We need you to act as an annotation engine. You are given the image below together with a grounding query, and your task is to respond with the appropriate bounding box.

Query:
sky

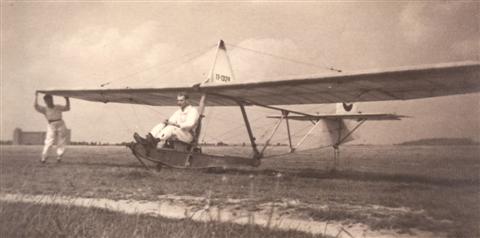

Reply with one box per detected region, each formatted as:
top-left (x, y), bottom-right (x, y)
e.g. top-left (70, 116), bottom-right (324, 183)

top-left (2, 1), bottom-right (479, 146)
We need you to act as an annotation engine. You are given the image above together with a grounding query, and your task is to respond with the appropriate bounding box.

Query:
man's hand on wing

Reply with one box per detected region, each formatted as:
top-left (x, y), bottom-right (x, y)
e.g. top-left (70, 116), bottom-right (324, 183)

top-left (34, 92), bottom-right (39, 105)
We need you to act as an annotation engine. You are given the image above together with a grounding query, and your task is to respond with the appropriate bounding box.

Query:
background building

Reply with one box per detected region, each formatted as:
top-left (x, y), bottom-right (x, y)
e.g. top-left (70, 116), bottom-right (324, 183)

top-left (12, 128), bottom-right (71, 145)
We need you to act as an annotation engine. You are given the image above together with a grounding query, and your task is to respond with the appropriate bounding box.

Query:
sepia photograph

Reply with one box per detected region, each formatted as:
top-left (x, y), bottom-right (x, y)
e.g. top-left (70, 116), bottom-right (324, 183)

top-left (1, 1), bottom-right (479, 237)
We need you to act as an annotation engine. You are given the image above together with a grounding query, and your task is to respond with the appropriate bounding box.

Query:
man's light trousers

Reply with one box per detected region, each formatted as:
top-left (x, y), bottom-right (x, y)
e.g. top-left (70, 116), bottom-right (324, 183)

top-left (42, 120), bottom-right (67, 160)
top-left (150, 123), bottom-right (193, 145)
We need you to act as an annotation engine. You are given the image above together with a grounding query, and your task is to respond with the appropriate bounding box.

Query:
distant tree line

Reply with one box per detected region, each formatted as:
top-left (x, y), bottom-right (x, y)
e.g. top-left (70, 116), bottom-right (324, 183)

top-left (200, 141), bottom-right (288, 147)
top-left (399, 138), bottom-right (479, 146)
top-left (1, 140), bottom-right (288, 147)
top-left (0, 140), bottom-right (12, 145)
top-left (70, 141), bottom-right (126, 146)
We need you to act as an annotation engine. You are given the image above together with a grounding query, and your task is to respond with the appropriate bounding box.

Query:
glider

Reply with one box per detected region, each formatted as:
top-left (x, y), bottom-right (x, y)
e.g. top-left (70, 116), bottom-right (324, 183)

top-left (38, 40), bottom-right (480, 170)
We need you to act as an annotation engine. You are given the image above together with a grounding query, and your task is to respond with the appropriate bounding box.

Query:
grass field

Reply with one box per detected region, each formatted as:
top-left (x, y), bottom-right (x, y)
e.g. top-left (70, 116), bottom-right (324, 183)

top-left (1, 145), bottom-right (479, 237)
top-left (0, 201), bottom-right (324, 238)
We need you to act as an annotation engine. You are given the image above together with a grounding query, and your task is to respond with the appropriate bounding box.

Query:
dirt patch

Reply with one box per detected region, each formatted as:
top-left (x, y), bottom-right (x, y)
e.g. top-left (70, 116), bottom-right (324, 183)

top-left (0, 193), bottom-right (445, 238)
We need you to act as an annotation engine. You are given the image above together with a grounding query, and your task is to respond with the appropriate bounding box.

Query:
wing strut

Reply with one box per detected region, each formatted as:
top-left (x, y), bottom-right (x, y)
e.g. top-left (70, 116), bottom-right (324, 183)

top-left (239, 103), bottom-right (261, 165)
top-left (283, 111), bottom-right (294, 152)
top-left (184, 93), bottom-right (207, 167)
top-left (293, 119), bottom-right (323, 152)
top-left (259, 115), bottom-right (284, 157)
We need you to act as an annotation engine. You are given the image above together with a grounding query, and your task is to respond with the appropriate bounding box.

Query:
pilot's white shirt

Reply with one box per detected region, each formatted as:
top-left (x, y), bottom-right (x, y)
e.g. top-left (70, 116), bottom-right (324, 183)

top-left (168, 105), bottom-right (199, 131)
top-left (150, 105), bottom-right (199, 143)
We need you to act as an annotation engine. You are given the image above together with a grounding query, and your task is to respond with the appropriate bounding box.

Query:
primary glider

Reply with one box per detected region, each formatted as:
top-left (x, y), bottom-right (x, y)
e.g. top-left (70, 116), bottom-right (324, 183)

top-left (38, 40), bottom-right (480, 170)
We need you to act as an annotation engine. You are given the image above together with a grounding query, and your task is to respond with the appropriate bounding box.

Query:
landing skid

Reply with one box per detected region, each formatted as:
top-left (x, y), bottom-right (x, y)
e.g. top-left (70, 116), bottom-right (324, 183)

top-left (127, 142), bottom-right (260, 169)
top-left (330, 145), bottom-right (340, 172)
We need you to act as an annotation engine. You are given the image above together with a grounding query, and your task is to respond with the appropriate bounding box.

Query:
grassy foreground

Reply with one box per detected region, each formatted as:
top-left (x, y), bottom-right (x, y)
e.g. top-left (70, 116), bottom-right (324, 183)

top-left (0, 201), bottom-right (325, 238)
top-left (1, 145), bottom-right (479, 237)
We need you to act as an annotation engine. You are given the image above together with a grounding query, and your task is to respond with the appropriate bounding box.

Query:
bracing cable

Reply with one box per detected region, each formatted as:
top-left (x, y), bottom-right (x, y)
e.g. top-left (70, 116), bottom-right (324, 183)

top-left (140, 45), bottom-right (216, 86)
top-left (99, 44), bottom-right (216, 87)
top-left (228, 43), bottom-right (342, 73)
top-left (129, 104), bottom-right (146, 133)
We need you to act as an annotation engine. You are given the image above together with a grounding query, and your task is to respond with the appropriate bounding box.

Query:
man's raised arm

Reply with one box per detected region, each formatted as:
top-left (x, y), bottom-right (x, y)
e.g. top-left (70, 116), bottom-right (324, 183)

top-left (34, 92), bottom-right (45, 113)
top-left (64, 97), bottom-right (70, 111)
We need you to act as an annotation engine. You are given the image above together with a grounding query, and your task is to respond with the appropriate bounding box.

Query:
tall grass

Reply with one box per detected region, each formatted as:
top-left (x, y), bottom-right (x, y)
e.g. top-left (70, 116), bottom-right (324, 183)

top-left (0, 201), bottom-right (326, 238)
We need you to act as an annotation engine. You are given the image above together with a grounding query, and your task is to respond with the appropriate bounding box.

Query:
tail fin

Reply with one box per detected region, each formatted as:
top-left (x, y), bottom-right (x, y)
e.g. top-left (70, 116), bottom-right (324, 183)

top-left (336, 102), bottom-right (359, 114)
top-left (203, 40), bottom-right (235, 85)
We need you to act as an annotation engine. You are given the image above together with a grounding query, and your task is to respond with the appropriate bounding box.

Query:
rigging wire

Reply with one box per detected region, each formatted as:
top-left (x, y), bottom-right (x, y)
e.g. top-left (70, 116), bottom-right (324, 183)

top-left (227, 43), bottom-right (342, 73)
top-left (110, 103), bottom-right (173, 143)
top-left (264, 119), bottom-right (350, 156)
top-left (139, 105), bottom-right (171, 119)
top-left (195, 105), bottom-right (272, 142)
top-left (200, 107), bottom-right (214, 143)
top-left (269, 121), bottom-right (351, 145)
top-left (140, 45), bottom-right (216, 86)
top-left (206, 112), bottom-right (268, 143)
top-left (107, 103), bottom-right (137, 143)
top-left (99, 44), bottom-right (216, 87)
top-left (269, 122), bottom-right (314, 144)
top-left (199, 104), bottom-right (310, 144)
top-left (129, 104), bottom-right (146, 133)
top-left (217, 119), bottom-right (284, 144)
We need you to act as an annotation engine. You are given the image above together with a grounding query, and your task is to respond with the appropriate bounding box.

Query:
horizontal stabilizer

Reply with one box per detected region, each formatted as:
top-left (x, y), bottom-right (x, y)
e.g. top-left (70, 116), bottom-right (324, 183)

top-left (267, 113), bottom-right (406, 121)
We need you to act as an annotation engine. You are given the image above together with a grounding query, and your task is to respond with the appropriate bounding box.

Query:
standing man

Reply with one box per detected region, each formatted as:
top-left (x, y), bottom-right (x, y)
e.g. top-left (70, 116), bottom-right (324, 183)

top-left (134, 92), bottom-right (199, 148)
top-left (34, 92), bottom-right (70, 163)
